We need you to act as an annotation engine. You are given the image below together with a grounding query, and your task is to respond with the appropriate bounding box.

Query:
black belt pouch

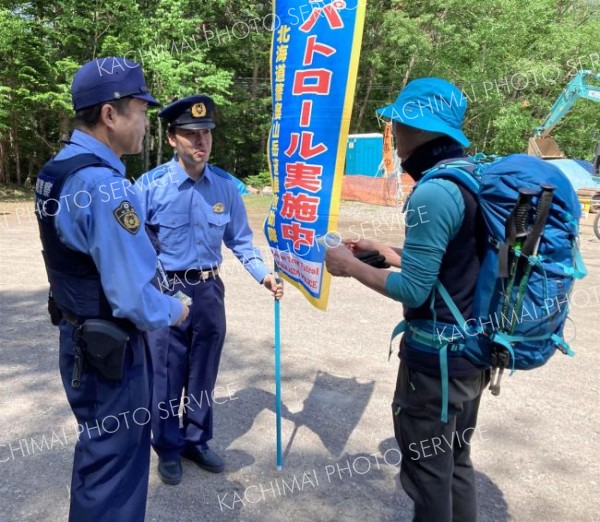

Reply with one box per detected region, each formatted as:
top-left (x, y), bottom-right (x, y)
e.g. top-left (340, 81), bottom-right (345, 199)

top-left (75, 319), bottom-right (130, 380)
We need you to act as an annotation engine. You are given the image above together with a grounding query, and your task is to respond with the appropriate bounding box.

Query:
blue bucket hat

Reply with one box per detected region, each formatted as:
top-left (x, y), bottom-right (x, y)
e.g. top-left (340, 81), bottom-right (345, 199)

top-left (71, 57), bottom-right (160, 111)
top-left (376, 78), bottom-right (470, 147)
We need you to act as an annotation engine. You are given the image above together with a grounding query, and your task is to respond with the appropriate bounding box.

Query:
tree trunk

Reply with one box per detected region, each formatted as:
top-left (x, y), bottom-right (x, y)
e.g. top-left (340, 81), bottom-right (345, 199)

top-left (355, 65), bottom-right (375, 132)
top-left (0, 141), bottom-right (6, 184)
top-left (402, 53), bottom-right (417, 90)
top-left (260, 131), bottom-right (267, 173)
top-left (143, 116), bottom-right (151, 172)
top-left (59, 111), bottom-right (70, 142)
top-left (25, 152), bottom-right (34, 188)
top-left (15, 131), bottom-right (21, 185)
top-left (9, 126), bottom-right (21, 185)
top-left (482, 117), bottom-right (492, 151)
top-left (157, 116), bottom-right (163, 165)
top-left (251, 60), bottom-right (259, 101)
top-left (250, 60), bottom-right (260, 173)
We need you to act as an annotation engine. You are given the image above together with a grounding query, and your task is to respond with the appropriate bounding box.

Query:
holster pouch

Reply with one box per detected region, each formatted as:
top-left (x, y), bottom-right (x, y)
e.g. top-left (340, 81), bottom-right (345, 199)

top-left (47, 292), bottom-right (63, 326)
top-left (74, 319), bottom-right (130, 381)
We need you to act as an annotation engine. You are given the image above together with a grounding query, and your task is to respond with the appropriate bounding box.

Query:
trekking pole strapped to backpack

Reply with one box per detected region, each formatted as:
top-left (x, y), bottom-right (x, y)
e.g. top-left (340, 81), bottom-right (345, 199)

top-left (509, 185), bottom-right (556, 336)
top-left (491, 185), bottom-right (556, 395)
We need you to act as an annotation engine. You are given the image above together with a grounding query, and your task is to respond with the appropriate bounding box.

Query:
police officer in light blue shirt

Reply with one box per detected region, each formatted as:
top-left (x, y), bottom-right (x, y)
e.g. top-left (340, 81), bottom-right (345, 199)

top-left (138, 94), bottom-right (283, 485)
top-left (35, 57), bottom-right (189, 522)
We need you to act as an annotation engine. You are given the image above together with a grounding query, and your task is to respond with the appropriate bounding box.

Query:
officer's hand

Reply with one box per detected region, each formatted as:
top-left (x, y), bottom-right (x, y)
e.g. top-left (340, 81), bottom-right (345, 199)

top-left (263, 274), bottom-right (284, 301)
top-left (174, 303), bottom-right (190, 326)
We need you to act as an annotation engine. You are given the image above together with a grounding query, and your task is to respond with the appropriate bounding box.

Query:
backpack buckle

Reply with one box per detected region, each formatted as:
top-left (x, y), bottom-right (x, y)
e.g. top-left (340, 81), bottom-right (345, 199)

top-left (489, 346), bottom-right (510, 396)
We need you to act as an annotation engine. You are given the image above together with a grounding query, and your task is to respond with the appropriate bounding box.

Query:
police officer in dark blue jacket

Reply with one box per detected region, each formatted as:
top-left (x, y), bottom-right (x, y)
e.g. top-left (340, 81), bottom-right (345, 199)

top-left (35, 57), bottom-right (189, 522)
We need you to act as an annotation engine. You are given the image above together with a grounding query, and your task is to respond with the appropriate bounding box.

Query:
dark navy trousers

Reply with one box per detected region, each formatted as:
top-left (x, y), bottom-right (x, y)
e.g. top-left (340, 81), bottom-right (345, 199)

top-left (58, 322), bottom-right (151, 522)
top-left (149, 276), bottom-right (226, 461)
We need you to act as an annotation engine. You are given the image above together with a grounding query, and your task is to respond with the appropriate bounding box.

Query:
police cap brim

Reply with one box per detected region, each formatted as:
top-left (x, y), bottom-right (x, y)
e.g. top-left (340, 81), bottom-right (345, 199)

top-left (172, 121), bottom-right (216, 130)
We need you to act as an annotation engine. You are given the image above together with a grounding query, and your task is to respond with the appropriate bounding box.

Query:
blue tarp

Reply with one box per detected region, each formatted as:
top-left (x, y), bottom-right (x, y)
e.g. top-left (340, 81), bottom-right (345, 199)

top-left (547, 159), bottom-right (600, 191)
top-left (227, 173), bottom-right (249, 195)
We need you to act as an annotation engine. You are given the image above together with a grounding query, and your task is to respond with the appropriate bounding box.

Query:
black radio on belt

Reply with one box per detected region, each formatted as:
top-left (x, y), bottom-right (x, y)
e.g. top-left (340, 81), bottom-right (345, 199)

top-left (47, 291), bottom-right (63, 326)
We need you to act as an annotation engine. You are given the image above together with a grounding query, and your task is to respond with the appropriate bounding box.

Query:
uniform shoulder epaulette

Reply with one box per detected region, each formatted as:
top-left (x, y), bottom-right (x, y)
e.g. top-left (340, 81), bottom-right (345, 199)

top-left (208, 164), bottom-right (234, 182)
top-left (146, 164), bottom-right (172, 180)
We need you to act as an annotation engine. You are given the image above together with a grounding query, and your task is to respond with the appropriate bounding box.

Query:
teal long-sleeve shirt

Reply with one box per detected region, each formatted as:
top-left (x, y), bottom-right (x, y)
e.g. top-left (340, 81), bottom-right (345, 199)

top-left (385, 178), bottom-right (465, 306)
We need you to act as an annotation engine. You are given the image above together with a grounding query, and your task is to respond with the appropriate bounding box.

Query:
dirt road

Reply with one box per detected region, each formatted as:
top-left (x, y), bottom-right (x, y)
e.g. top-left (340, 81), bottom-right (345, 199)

top-left (0, 196), bottom-right (598, 521)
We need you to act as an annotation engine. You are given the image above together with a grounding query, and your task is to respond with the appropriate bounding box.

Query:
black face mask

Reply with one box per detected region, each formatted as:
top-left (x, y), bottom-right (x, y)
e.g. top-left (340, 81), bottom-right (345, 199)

top-left (401, 135), bottom-right (464, 181)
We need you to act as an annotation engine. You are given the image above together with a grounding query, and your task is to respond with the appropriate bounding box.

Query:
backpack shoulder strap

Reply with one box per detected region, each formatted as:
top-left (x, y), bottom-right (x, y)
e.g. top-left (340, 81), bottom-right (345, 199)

top-left (419, 159), bottom-right (480, 195)
top-left (418, 153), bottom-right (502, 195)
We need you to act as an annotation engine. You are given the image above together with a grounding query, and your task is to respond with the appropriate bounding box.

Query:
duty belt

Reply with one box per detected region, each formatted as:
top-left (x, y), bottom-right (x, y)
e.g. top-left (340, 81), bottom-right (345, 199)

top-left (62, 310), bottom-right (136, 331)
top-left (166, 267), bottom-right (220, 282)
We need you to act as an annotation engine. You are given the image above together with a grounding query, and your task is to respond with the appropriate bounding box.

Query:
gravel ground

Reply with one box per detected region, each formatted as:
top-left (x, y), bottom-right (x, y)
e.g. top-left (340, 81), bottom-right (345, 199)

top-left (0, 197), bottom-right (598, 522)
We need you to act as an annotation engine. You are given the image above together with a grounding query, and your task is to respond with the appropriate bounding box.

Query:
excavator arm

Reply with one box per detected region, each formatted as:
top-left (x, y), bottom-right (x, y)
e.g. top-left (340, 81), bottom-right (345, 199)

top-left (535, 70), bottom-right (600, 138)
top-left (528, 70), bottom-right (600, 159)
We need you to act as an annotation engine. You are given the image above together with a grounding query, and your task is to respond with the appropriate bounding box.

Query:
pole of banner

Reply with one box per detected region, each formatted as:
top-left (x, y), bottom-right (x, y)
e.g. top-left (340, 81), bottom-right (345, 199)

top-left (274, 270), bottom-right (283, 470)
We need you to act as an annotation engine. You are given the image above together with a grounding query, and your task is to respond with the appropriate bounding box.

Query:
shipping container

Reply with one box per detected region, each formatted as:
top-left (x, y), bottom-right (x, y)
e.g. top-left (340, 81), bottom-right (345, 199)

top-left (345, 133), bottom-right (383, 177)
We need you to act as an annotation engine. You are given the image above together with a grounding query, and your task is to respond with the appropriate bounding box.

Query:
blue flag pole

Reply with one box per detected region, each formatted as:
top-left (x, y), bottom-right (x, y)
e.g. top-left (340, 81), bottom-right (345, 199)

top-left (274, 273), bottom-right (283, 470)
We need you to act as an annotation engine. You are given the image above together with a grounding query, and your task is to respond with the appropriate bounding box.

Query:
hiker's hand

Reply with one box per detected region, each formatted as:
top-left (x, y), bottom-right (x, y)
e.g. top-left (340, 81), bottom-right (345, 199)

top-left (344, 239), bottom-right (383, 256)
top-left (345, 240), bottom-right (401, 268)
top-left (325, 243), bottom-right (359, 277)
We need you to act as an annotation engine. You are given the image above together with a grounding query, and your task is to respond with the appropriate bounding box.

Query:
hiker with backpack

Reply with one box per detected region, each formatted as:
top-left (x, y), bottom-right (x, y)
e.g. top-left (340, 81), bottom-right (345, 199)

top-left (325, 77), bottom-right (585, 522)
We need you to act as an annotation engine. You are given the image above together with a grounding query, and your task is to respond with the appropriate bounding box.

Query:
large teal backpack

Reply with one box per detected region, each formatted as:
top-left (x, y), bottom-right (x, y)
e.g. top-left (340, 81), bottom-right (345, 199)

top-left (392, 154), bottom-right (588, 422)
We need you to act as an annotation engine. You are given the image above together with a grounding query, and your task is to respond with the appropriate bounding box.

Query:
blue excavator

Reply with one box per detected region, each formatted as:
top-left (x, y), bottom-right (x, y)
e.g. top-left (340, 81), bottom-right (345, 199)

top-left (527, 69), bottom-right (600, 220)
top-left (528, 69), bottom-right (600, 163)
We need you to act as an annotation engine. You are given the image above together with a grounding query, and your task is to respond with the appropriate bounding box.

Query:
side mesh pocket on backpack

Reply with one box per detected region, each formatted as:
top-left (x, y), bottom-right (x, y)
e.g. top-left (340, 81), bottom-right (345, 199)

top-left (509, 263), bottom-right (573, 369)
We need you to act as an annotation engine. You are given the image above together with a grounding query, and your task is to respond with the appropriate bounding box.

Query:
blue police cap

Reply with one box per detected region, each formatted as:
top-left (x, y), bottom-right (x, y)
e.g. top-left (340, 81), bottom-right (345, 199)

top-left (159, 95), bottom-right (216, 130)
top-left (71, 57), bottom-right (160, 111)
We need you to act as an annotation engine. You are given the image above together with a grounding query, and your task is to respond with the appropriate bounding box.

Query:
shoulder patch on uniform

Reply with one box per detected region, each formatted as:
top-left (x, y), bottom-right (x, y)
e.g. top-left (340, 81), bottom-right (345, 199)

top-left (114, 200), bottom-right (141, 234)
top-left (209, 165), bottom-right (233, 181)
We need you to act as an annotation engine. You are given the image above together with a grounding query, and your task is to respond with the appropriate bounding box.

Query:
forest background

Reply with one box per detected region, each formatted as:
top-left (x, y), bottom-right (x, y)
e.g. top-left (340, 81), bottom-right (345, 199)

top-left (1, 0), bottom-right (599, 186)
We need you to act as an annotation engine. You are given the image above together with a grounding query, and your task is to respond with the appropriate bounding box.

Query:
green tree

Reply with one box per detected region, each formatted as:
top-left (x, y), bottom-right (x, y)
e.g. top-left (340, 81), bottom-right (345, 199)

top-left (0, 0), bottom-right (599, 186)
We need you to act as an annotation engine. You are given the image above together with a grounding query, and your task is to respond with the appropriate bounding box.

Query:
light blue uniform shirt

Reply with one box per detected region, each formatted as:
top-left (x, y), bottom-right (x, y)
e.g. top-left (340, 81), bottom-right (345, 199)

top-left (385, 179), bottom-right (465, 307)
top-left (54, 130), bottom-right (183, 330)
top-left (138, 159), bottom-right (270, 283)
